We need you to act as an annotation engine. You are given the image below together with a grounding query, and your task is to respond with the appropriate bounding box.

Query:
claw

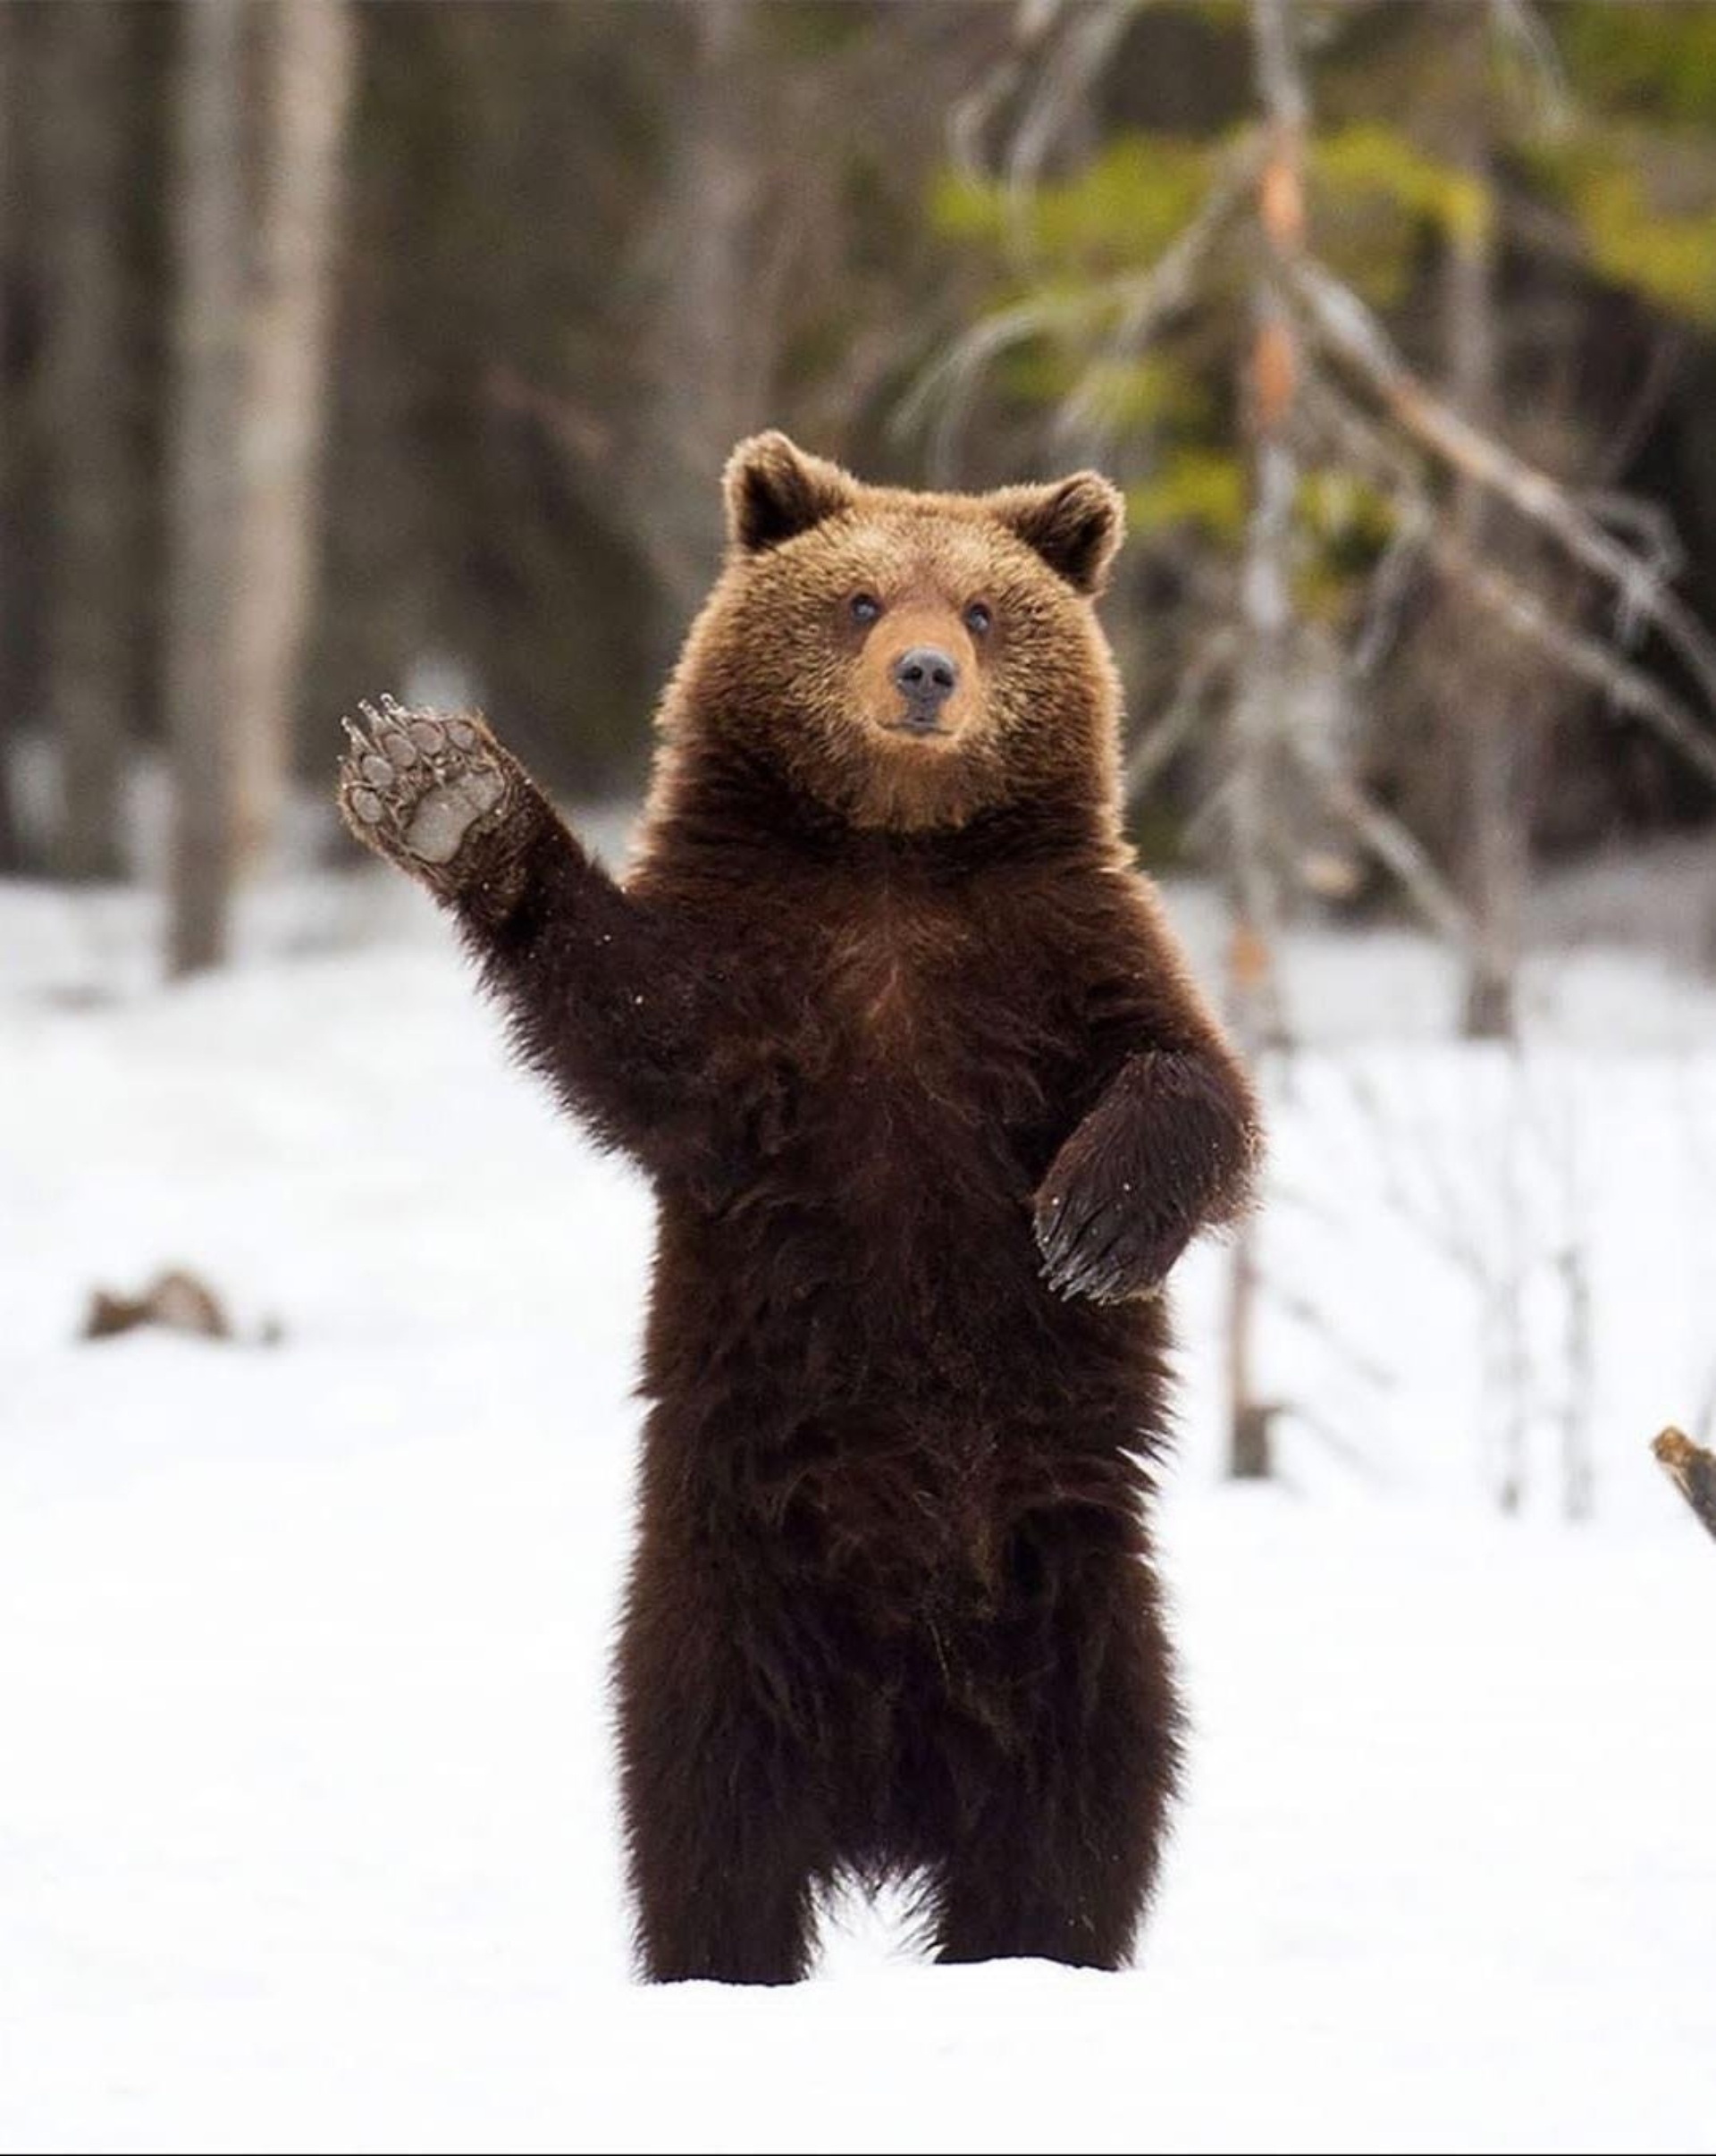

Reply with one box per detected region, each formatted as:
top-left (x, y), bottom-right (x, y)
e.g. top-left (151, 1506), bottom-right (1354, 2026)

top-left (380, 692), bottom-right (410, 720)
top-left (1038, 1216), bottom-right (1076, 1272)
top-left (1054, 1217), bottom-right (1131, 1301)
top-left (341, 713), bottom-right (369, 749)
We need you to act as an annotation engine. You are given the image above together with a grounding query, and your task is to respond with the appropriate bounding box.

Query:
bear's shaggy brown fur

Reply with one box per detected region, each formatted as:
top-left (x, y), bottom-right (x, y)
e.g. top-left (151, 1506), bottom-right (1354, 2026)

top-left (338, 434), bottom-right (1261, 1984)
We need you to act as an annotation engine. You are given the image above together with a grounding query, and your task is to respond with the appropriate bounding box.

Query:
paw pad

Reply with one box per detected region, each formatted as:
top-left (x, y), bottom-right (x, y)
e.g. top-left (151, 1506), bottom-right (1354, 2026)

top-left (337, 695), bottom-right (512, 872)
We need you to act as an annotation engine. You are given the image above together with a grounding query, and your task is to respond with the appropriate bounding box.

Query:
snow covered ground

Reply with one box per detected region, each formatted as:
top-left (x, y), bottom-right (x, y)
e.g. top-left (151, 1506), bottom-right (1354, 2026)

top-left (4, 854), bottom-right (1715, 2154)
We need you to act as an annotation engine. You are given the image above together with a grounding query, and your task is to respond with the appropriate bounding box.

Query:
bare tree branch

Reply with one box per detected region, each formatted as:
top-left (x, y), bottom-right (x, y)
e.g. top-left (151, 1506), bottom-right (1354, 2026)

top-left (1004, 0), bottom-right (1136, 217)
top-left (1289, 254), bottom-right (1716, 733)
top-left (1051, 136), bottom-right (1265, 455)
top-left (896, 134), bottom-right (1259, 475)
top-left (1430, 539), bottom-right (1716, 793)
top-left (1308, 757), bottom-right (1476, 949)
top-left (947, 0), bottom-right (1066, 179)
top-left (1486, 0), bottom-right (1571, 133)
top-left (1298, 368), bottom-right (1716, 793)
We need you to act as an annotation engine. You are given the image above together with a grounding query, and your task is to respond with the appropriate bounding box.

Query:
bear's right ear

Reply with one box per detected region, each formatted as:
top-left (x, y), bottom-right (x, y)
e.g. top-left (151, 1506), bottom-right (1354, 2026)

top-left (988, 471), bottom-right (1126, 596)
top-left (723, 433), bottom-right (857, 554)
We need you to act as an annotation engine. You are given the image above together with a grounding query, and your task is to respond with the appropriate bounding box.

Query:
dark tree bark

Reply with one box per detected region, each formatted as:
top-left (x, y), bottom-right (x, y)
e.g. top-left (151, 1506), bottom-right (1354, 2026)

top-left (0, 0), bottom-right (16, 874)
top-left (38, 0), bottom-right (133, 882)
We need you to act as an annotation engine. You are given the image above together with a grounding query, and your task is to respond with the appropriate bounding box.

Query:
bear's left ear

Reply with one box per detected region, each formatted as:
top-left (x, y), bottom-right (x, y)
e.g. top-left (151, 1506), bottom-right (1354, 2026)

top-left (989, 471), bottom-right (1126, 596)
top-left (723, 432), bottom-right (857, 554)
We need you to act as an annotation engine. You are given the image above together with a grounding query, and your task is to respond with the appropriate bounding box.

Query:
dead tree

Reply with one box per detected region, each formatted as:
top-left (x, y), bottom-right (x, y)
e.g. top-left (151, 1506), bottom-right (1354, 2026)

top-left (904, 0), bottom-right (1716, 1486)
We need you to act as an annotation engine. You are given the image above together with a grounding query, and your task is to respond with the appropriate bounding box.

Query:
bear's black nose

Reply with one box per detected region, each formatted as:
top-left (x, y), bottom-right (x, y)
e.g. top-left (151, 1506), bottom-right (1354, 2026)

top-left (892, 645), bottom-right (959, 714)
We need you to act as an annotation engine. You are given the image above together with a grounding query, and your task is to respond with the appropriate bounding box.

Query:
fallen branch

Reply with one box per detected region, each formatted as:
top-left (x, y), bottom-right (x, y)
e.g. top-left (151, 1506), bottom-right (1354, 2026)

top-left (82, 1267), bottom-right (232, 1343)
top-left (1653, 1427), bottom-right (1716, 1544)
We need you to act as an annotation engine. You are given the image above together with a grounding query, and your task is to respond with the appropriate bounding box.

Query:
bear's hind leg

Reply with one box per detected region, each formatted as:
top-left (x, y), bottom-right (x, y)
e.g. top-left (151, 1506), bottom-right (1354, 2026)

top-left (927, 1582), bottom-right (1182, 1972)
top-left (620, 1687), bottom-right (832, 1986)
top-left (928, 1792), bottom-right (1159, 1972)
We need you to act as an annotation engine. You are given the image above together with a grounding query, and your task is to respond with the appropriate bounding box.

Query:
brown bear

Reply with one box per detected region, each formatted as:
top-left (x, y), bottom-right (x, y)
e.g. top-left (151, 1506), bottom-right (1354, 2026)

top-left (338, 433), bottom-right (1260, 1984)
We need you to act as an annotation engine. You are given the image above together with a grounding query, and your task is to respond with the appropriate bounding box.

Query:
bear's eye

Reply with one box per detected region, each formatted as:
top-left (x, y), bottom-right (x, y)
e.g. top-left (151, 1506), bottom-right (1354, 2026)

top-left (849, 593), bottom-right (881, 626)
top-left (963, 601), bottom-right (993, 637)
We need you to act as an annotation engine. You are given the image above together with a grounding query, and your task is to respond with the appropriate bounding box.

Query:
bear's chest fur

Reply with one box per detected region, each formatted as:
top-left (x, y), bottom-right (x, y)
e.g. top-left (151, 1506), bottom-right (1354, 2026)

top-left (721, 875), bottom-right (1072, 1252)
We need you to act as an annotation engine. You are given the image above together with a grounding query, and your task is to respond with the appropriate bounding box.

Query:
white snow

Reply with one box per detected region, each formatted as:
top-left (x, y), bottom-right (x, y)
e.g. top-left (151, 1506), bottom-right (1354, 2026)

top-left (4, 856), bottom-right (1715, 2154)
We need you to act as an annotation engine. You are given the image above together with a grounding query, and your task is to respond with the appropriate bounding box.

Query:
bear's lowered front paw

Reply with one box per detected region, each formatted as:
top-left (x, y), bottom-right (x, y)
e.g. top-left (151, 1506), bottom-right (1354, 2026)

top-left (1032, 1152), bottom-right (1191, 1306)
top-left (338, 696), bottom-right (515, 884)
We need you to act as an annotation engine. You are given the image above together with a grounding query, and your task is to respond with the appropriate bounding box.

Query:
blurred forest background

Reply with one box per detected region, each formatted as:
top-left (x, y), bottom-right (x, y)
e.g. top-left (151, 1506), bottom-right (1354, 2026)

top-left (4, 0), bottom-right (1716, 1023)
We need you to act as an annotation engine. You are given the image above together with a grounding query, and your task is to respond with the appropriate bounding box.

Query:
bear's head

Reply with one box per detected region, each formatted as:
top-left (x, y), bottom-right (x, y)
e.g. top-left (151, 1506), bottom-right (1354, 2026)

top-left (658, 433), bottom-right (1128, 837)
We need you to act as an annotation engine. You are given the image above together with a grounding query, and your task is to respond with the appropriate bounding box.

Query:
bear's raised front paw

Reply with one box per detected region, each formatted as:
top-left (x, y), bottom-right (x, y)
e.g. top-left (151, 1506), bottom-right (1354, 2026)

top-left (1032, 1166), bottom-right (1190, 1307)
top-left (338, 696), bottom-right (514, 880)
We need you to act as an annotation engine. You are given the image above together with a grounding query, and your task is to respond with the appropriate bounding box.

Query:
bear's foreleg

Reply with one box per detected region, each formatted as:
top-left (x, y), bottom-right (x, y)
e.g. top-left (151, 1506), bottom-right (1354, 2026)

top-left (1034, 1049), bottom-right (1259, 1304)
top-left (338, 699), bottom-right (718, 1173)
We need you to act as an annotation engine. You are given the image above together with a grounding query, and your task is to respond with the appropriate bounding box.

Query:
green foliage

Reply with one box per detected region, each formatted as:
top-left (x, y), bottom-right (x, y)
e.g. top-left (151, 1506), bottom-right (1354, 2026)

top-left (1307, 121), bottom-right (1494, 307)
top-left (1527, 136), bottom-right (1716, 328)
top-left (1128, 450), bottom-right (1246, 541)
top-left (998, 348), bottom-right (1214, 432)
top-left (1557, 2), bottom-right (1716, 131)
top-left (1313, 122), bottom-right (1491, 243)
top-left (931, 136), bottom-right (1214, 277)
top-left (1293, 467), bottom-right (1397, 619)
top-left (1298, 466), bottom-right (1396, 554)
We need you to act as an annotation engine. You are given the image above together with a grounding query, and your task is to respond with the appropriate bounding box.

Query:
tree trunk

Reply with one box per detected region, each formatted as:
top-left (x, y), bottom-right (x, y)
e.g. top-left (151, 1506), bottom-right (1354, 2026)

top-left (166, 0), bottom-right (248, 975)
top-left (231, 0), bottom-right (356, 872)
top-left (38, 1), bottom-right (132, 882)
top-left (1224, 0), bottom-right (1306, 1481)
top-left (638, 0), bottom-right (770, 665)
top-left (1443, 11), bottom-right (1521, 1042)
top-left (0, 0), bottom-right (16, 874)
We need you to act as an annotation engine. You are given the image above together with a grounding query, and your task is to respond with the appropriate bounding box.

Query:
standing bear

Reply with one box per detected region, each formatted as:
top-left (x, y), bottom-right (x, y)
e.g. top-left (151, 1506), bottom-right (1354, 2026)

top-left (339, 434), bottom-right (1261, 1983)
